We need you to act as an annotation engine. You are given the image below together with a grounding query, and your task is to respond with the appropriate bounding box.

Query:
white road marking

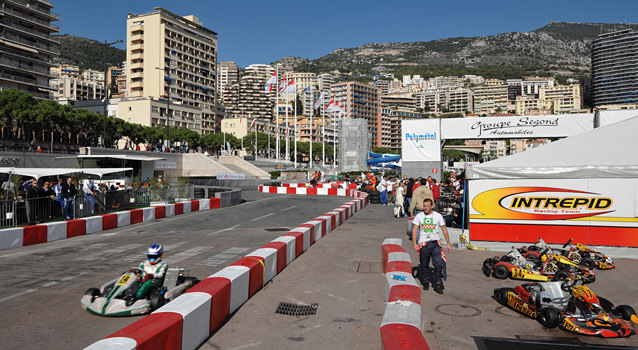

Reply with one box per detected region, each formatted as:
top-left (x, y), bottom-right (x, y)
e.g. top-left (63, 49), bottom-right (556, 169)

top-left (207, 224), bottom-right (240, 236)
top-left (0, 289), bottom-right (37, 304)
top-left (120, 242), bottom-right (184, 262)
top-left (197, 247), bottom-right (249, 267)
top-left (164, 246), bottom-right (213, 264)
top-left (41, 281), bottom-right (58, 288)
top-left (281, 205), bottom-right (297, 211)
top-left (73, 243), bottom-right (145, 261)
top-left (251, 212), bottom-right (274, 221)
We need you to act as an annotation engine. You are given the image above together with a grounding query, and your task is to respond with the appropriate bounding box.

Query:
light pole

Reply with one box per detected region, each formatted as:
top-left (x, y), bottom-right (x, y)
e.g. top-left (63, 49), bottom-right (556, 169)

top-left (103, 39), bottom-right (123, 148)
top-left (155, 65), bottom-right (171, 151)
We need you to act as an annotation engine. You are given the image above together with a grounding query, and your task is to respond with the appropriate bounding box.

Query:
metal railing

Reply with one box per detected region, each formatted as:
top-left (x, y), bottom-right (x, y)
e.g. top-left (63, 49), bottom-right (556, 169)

top-left (0, 185), bottom-right (193, 229)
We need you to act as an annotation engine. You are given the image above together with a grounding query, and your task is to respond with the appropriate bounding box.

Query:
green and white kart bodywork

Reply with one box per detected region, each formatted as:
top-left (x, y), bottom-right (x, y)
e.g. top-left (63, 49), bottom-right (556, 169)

top-left (81, 267), bottom-right (198, 316)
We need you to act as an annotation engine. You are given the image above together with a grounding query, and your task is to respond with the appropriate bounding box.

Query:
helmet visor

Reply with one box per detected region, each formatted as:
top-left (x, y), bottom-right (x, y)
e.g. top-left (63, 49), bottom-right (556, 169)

top-left (147, 253), bottom-right (161, 262)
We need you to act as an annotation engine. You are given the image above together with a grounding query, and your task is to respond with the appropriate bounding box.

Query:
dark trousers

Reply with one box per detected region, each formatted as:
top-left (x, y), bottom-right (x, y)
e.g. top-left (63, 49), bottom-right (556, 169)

top-left (420, 240), bottom-right (444, 286)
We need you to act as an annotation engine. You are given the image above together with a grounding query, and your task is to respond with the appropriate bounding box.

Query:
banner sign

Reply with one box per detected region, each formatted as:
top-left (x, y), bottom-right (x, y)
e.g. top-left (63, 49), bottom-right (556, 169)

top-left (440, 114), bottom-right (593, 139)
top-left (402, 119), bottom-right (441, 162)
top-left (154, 161), bottom-right (177, 169)
top-left (216, 173), bottom-right (245, 179)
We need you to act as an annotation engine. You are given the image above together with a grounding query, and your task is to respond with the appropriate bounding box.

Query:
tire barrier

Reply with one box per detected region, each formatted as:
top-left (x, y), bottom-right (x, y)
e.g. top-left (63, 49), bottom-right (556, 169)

top-left (380, 238), bottom-right (430, 350)
top-left (0, 198), bottom-right (223, 252)
top-left (84, 184), bottom-right (369, 350)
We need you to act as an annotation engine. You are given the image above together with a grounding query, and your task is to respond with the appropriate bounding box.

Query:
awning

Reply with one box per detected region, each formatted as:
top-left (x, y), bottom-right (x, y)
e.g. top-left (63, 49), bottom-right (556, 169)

top-left (55, 155), bottom-right (165, 162)
top-left (0, 167), bottom-right (133, 179)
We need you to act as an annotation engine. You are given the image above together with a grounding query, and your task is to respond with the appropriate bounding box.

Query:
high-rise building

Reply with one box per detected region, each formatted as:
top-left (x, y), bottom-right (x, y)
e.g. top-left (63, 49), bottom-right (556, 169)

top-left (317, 73), bottom-right (333, 95)
top-left (224, 75), bottom-right (273, 120)
top-left (330, 81), bottom-right (382, 147)
top-left (591, 29), bottom-right (638, 107)
top-left (473, 84), bottom-right (508, 115)
top-left (82, 69), bottom-right (104, 82)
top-left (52, 64), bottom-right (81, 80)
top-left (539, 84), bottom-right (582, 114)
top-left (244, 64), bottom-right (274, 79)
top-left (521, 77), bottom-right (555, 97)
top-left (126, 8), bottom-right (220, 133)
top-left (53, 77), bottom-right (105, 103)
top-left (0, 0), bottom-right (60, 100)
top-left (217, 61), bottom-right (239, 100)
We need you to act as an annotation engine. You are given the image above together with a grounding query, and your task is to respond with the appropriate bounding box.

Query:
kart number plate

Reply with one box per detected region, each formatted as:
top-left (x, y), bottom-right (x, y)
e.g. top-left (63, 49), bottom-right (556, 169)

top-left (116, 275), bottom-right (131, 286)
top-left (511, 268), bottom-right (547, 281)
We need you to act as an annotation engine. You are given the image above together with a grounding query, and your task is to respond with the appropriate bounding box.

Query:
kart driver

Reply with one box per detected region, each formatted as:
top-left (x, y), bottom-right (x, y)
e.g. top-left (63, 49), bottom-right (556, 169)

top-left (412, 198), bottom-right (452, 294)
top-left (135, 244), bottom-right (168, 299)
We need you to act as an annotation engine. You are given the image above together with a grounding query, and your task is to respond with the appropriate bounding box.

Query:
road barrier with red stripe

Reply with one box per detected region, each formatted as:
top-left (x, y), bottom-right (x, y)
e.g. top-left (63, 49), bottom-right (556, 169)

top-left (380, 238), bottom-right (430, 350)
top-left (0, 198), bottom-right (222, 252)
top-left (84, 185), bottom-right (369, 350)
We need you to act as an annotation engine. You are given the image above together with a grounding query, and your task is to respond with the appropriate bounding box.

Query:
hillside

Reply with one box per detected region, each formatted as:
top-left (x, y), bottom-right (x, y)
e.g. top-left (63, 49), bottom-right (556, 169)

top-left (279, 22), bottom-right (638, 80)
top-left (53, 34), bottom-right (126, 71)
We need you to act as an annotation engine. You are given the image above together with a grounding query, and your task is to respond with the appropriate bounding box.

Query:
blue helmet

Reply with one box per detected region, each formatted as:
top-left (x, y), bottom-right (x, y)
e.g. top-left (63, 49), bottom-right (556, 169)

top-left (147, 244), bottom-right (164, 264)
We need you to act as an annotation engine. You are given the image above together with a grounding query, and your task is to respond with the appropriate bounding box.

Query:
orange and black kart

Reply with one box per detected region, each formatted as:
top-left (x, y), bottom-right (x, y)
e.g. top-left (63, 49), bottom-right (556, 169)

top-left (493, 280), bottom-right (638, 338)
top-left (482, 247), bottom-right (595, 284)
top-left (528, 238), bottom-right (615, 270)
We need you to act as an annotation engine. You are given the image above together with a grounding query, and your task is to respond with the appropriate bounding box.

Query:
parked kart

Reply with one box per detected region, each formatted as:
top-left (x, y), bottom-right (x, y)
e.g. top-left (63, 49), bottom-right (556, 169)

top-left (528, 238), bottom-right (615, 270)
top-left (81, 267), bottom-right (198, 316)
top-left (482, 246), bottom-right (595, 283)
top-left (493, 279), bottom-right (638, 337)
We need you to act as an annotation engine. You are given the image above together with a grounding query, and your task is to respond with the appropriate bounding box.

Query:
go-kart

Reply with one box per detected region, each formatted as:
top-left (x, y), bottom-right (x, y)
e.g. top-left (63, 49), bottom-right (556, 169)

top-left (81, 267), bottom-right (198, 316)
top-left (528, 238), bottom-right (615, 270)
top-left (493, 279), bottom-right (638, 337)
top-left (482, 246), bottom-right (595, 284)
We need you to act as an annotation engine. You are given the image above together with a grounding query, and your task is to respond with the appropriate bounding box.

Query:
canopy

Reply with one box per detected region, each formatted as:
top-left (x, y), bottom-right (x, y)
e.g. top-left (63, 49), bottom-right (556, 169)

top-left (55, 155), bottom-right (165, 162)
top-left (466, 116), bottom-right (638, 180)
top-left (0, 167), bottom-right (133, 179)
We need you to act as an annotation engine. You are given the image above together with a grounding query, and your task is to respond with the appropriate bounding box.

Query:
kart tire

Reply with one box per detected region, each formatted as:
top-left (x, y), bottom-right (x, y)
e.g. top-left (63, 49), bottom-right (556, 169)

top-left (537, 307), bottom-right (560, 328)
top-left (554, 270), bottom-right (569, 281)
top-left (494, 288), bottom-right (514, 305)
top-left (150, 291), bottom-right (166, 310)
top-left (493, 265), bottom-right (509, 279)
top-left (598, 297), bottom-right (614, 313)
top-left (582, 258), bottom-right (596, 270)
top-left (614, 305), bottom-right (637, 321)
top-left (528, 246), bottom-right (539, 252)
top-left (85, 288), bottom-right (100, 302)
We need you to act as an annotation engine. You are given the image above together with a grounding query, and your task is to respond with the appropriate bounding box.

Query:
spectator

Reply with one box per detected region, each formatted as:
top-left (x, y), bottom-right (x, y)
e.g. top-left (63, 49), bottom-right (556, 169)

top-left (23, 178), bottom-right (38, 225)
top-left (405, 177), bottom-right (415, 217)
top-left (36, 146), bottom-right (42, 153)
top-left (409, 178), bottom-right (433, 216)
top-left (53, 178), bottom-right (64, 218)
top-left (378, 175), bottom-right (388, 206)
top-left (1, 178), bottom-right (15, 200)
top-left (429, 178), bottom-right (441, 203)
top-left (83, 176), bottom-right (101, 214)
top-left (38, 181), bottom-right (54, 221)
top-left (394, 182), bottom-right (405, 218)
top-left (386, 176), bottom-right (394, 203)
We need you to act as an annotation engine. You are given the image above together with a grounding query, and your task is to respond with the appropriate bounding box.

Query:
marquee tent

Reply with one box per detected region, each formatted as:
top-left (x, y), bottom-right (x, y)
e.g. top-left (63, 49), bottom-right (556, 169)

top-left (0, 167), bottom-right (133, 179)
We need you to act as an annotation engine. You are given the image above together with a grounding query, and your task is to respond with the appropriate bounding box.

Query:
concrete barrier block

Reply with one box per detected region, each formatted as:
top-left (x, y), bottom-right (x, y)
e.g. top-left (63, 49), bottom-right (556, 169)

top-left (302, 220), bottom-right (322, 243)
top-left (190, 200), bottom-right (200, 212)
top-left (296, 187), bottom-right (307, 195)
top-left (67, 219), bottom-right (87, 238)
top-left (209, 266), bottom-right (250, 314)
top-left (106, 312), bottom-right (183, 350)
top-left (83, 337), bottom-right (137, 350)
top-left (385, 271), bottom-right (418, 302)
top-left (0, 227), bottom-right (23, 250)
top-left (231, 257), bottom-right (265, 298)
top-left (101, 213), bottom-right (118, 231)
top-left (165, 204), bottom-right (175, 217)
top-left (317, 187), bottom-right (328, 195)
top-left (116, 211), bottom-right (130, 227)
top-left (154, 206), bottom-right (166, 219)
top-left (142, 207), bottom-right (155, 222)
top-left (182, 201), bottom-right (191, 213)
top-left (45, 221), bottom-right (67, 242)
top-left (245, 248), bottom-right (277, 283)
top-left (380, 301), bottom-right (422, 328)
top-left (276, 187), bottom-right (287, 194)
top-left (199, 199), bottom-right (210, 210)
top-left (23, 225), bottom-right (47, 246)
top-left (380, 324), bottom-right (430, 350)
top-left (383, 238), bottom-right (402, 246)
top-left (271, 235), bottom-right (296, 265)
top-left (185, 278), bottom-right (231, 333)
top-left (261, 242), bottom-right (287, 274)
top-left (288, 226), bottom-right (311, 251)
top-left (316, 215), bottom-right (333, 233)
top-left (85, 216), bottom-right (103, 235)
top-left (154, 292), bottom-right (211, 350)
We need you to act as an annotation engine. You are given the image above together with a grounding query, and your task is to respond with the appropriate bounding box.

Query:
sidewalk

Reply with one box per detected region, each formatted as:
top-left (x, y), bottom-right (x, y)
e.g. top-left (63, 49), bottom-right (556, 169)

top-left (202, 202), bottom-right (638, 349)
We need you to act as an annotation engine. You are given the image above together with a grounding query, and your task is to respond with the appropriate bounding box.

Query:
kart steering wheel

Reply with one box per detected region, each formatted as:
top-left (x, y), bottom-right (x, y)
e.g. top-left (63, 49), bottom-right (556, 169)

top-left (561, 278), bottom-right (577, 292)
top-left (563, 238), bottom-right (573, 248)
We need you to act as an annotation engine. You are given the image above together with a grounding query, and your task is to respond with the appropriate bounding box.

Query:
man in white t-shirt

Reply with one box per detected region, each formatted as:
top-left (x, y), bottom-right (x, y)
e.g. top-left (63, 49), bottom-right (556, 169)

top-left (412, 198), bottom-right (452, 294)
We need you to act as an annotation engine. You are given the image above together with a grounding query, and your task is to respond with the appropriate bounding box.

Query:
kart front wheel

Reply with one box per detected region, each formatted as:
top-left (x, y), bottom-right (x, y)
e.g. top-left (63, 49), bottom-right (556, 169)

top-left (615, 305), bottom-right (637, 321)
top-left (494, 288), bottom-right (514, 305)
top-left (150, 291), bottom-right (166, 310)
top-left (554, 270), bottom-right (569, 281)
top-left (537, 307), bottom-right (559, 328)
top-left (581, 258), bottom-right (596, 270)
top-left (493, 265), bottom-right (509, 279)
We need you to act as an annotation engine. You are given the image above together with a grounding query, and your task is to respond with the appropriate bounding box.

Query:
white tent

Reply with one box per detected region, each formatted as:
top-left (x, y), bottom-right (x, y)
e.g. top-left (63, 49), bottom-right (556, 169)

top-left (0, 167), bottom-right (133, 179)
top-left (466, 116), bottom-right (638, 180)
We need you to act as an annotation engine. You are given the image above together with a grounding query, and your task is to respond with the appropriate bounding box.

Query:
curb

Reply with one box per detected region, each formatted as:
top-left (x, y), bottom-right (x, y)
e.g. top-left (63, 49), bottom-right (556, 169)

top-left (380, 239), bottom-right (430, 350)
top-left (84, 184), bottom-right (369, 350)
top-left (0, 198), bottom-right (222, 252)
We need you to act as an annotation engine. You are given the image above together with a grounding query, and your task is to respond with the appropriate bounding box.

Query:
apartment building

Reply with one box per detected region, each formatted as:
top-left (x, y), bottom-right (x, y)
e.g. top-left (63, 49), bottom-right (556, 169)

top-left (330, 81), bottom-right (382, 147)
top-left (483, 140), bottom-right (507, 160)
top-left (473, 84), bottom-right (508, 115)
top-left (0, 0), bottom-right (59, 100)
top-left (447, 87), bottom-right (473, 112)
top-left (297, 117), bottom-right (324, 143)
top-left (53, 77), bottom-right (105, 103)
top-left (126, 8), bottom-right (220, 134)
top-left (82, 69), bottom-right (104, 82)
top-left (118, 97), bottom-right (202, 132)
top-left (217, 61), bottom-right (239, 100)
top-left (521, 77), bottom-right (555, 96)
top-left (388, 109), bottom-right (421, 152)
top-left (539, 84), bottom-right (581, 113)
top-left (515, 95), bottom-right (545, 115)
top-left (52, 64), bottom-right (81, 79)
top-left (427, 76), bottom-right (460, 89)
top-left (107, 66), bottom-right (124, 96)
top-left (316, 73), bottom-right (333, 95)
top-left (224, 74), bottom-right (273, 120)
top-left (591, 29), bottom-right (638, 107)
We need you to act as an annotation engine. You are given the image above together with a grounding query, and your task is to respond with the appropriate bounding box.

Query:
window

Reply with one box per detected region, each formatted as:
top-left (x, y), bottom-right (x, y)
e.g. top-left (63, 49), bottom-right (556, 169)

top-left (128, 107), bottom-right (132, 111)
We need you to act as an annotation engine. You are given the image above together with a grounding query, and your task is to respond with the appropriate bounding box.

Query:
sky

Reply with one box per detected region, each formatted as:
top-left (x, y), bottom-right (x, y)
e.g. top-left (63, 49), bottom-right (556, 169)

top-left (54, 0), bottom-right (638, 68)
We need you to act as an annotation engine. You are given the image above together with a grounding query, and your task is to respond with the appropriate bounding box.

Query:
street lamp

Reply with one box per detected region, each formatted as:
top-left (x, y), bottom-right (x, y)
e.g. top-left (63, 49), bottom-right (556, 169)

top-left (154, 65), bottom-right (171, 150)
top-left (103, 39), bottom-right (123, 148)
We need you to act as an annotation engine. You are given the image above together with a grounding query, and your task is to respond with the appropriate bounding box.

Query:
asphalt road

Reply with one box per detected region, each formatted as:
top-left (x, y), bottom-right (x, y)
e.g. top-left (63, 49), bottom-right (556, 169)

top-left (0, 188), bottom-right (349, 350)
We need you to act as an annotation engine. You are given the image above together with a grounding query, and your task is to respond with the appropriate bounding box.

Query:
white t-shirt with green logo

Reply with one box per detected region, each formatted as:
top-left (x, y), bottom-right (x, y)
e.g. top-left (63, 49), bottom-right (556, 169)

top-left (413, 211), bottom-right (445, 245)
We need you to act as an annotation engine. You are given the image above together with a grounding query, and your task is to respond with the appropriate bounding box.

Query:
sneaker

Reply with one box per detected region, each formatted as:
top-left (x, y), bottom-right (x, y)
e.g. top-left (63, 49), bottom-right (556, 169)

top-left (422, 282), bottom-right (429, 291)
top-left (433, 284), bottom-right (443, 294)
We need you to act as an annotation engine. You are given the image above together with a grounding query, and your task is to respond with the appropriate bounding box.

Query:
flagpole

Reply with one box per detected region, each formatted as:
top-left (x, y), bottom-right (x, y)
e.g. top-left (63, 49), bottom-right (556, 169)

top-left (276, 69), bottom-right (279, 161)
top-left (294, 89), bottom-right (297, 168)
top-left (285, 84), bottom-right (289, 162)
top-left (255, 121), bottom-right (257, 158)
top-left (309, 91), bottom-right (313, 169)
top-left (322, 95), bottom-right (325, 167)
top-left (333, 109), bottom-right (337, 170)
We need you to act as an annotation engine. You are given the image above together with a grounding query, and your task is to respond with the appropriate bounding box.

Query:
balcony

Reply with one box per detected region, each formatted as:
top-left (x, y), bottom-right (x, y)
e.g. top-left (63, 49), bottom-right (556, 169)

top-left (129, 80), bottom-right (144, 89)
top-left (0, 18), bottom-right (59, 44)
top-left (5, 0), bottom-right (60, 21)
top-left (0, 4), bottom-right (59, 32)
top-left (130, 71), bottom-right (144, 79)
top-left (0, 57), bottom-right (53, 76)
top-left (130, 52), bottom-right (144, 60)
top-left (130, 42), bottom-right (143, 51)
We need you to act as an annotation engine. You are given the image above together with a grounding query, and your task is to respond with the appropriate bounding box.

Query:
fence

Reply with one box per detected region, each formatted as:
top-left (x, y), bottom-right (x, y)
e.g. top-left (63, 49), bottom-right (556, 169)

top-left (0, 185), bottom-right (192, 229)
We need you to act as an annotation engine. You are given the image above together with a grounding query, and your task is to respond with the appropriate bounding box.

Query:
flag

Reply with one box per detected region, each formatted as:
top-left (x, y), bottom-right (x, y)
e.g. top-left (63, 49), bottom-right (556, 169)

top-left (278, 74), bottom-right (288, 92)
top-left (314, 93), bottom-right (323, 109)
top-left (304, 85), bottom-right (311, 93)
top-left (264, 69), bottom-right (277, 92)
top-left (239, 115), bottom-right (242, 124)
top-left (215, 116), bottom-right (224, 126)
top-left (284, 78), bottom-right (296, 93)
top-left (248, 119), bottom-right (257, 131)
top-left (324, 98), bottom-right (335, 111)
top-left (286, 127), bottom-right (290, 137)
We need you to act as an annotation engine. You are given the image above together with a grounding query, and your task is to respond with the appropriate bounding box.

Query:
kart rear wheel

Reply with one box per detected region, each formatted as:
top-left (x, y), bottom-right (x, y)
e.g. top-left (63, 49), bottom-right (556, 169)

top-left (581, 258), bottom-right (596, 270)
top-left (615, 305), bottom-right (637, 321)
top-left (493, 265), bottom-right (509, 279)
top-left (85, 288), bottom-right (100, 303)
top-left (150, 291), bottom-right (166, 310)
top-left (494, 288), bottom-right (514, 305)
top-left (537, 307), bottom-right (559, 328)
top-left (553, 270), bottom-right (569, 281)
top-left (598, 297), bottom-right (614, 313)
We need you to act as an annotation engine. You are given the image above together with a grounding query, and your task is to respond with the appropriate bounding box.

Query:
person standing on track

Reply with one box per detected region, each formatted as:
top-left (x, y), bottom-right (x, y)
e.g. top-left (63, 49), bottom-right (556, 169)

top-left (409, 178), bottom-right (433, 216)
top-left (412, 198), bottom-right (452, 294)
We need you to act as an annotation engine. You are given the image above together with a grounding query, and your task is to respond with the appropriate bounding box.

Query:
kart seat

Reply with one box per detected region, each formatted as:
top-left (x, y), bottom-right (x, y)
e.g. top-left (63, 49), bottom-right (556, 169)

top-left (514, 285), bottom-right (531, 301)
top-left (539, 281), bottom-right (570, 311)
top-left (162, 268), bottom-right (179, 289)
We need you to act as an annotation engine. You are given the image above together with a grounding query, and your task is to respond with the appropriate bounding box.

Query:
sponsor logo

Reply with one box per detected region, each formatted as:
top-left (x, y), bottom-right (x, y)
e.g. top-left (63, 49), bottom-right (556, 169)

top-left (404, 132), bottom-right (437, 142)
top-left (562, 318), bottom-right (581, 332)
top-left (471, 117), bottom-right (559, 137)
top-left (472, 187), bottom-right (615, 221)
top-left (507, 293), bottom-right (537, 318)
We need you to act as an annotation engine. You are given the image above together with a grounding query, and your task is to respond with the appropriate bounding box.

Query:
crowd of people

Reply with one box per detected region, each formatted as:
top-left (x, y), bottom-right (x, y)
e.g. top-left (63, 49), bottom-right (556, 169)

top-left (127, 139), bottom-right (191, 153)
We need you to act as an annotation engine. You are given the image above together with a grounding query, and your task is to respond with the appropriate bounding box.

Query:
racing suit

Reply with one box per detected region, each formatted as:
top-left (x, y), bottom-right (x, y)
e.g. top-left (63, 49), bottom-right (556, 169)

top-left (136, 259), bottom-right (168, 299)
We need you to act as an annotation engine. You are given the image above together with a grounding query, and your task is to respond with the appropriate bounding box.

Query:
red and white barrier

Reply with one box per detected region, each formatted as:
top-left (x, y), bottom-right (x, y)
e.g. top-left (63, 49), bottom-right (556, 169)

top-left (85, 185), bottom-right (369, 350)
top-left (380, 238), bottom-right (430, 350)
top-left (0, 198), bottom-right (223, 252)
